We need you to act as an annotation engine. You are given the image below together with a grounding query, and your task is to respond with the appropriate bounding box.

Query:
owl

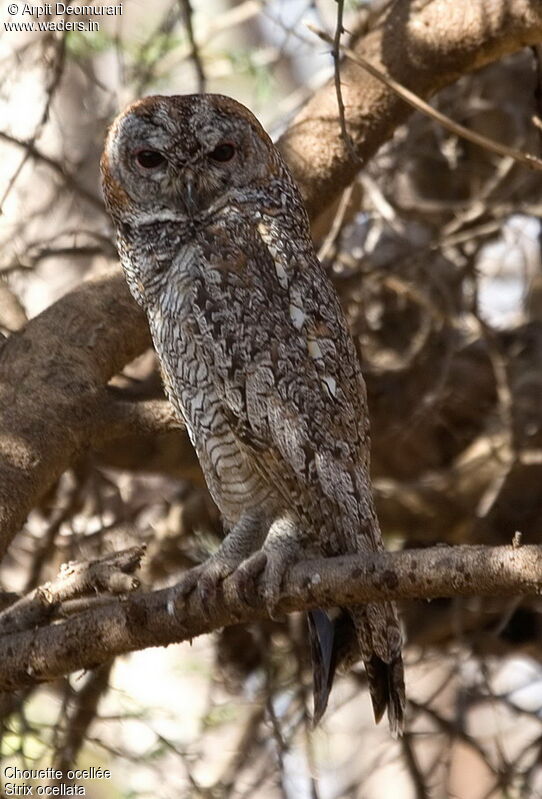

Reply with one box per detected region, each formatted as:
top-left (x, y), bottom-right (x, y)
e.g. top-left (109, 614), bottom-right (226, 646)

top-left (100, 93), bottom-right (405, 734)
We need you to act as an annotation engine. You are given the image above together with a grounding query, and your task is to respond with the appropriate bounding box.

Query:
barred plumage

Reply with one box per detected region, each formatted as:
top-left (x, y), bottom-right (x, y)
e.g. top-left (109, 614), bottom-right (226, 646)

top-left (101, 93), bottom-right (405, 733)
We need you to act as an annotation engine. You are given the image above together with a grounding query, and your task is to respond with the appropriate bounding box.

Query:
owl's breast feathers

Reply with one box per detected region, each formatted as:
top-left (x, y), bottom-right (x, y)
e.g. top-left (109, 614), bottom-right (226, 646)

top-left (168, 209), bottom-right (379, 555)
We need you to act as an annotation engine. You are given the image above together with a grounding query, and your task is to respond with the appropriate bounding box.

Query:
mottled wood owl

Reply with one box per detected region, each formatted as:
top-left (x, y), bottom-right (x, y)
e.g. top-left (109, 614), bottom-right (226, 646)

top-left (100, 93), bottom-right (405, 734)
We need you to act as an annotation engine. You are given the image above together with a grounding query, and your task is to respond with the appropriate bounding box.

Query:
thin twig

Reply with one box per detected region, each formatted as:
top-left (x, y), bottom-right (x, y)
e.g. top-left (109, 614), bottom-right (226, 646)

top-left (309, 26), bottom-right (542, 173)
top-left (332, 0), bottom-right (359, 164)
top-left (318, 184), bottom-right (354, 262)
top-left (401, 733), bottom-right (431, 799)
top-left (52, 661), bottom-right (113, 777)
top-left (0, 131), bottom-right (105, 212)
top-left (0, 34), bottom-right (67, 213)
top-left (178, 0), bottom-right (206, 92)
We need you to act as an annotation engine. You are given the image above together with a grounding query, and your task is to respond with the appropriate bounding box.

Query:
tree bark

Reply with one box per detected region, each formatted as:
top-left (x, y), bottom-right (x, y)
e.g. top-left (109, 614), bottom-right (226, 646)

top-left (1, 543), bottom-right (541, 692)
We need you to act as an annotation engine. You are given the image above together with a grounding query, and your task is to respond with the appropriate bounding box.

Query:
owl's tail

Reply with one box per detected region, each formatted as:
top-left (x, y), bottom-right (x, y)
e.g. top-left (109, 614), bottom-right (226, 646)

top-left (308, 603), bottom-right (405, 736)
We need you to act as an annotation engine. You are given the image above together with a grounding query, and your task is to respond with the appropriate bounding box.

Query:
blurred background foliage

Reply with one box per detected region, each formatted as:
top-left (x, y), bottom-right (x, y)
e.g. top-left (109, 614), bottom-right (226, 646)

top-left (2, 1), bottom-right (542, 797)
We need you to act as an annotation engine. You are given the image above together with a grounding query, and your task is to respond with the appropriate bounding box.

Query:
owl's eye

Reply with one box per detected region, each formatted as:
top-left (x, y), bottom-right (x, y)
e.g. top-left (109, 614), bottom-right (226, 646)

top-left (135, 149), bottom-right (166, 169)
top-left (209, 142), bottom-right (235, 162)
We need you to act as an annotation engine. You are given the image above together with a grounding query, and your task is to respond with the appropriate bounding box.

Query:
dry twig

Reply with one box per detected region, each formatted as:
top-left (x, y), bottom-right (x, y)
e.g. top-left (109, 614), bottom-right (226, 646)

top-left (309, 26), bottom-right (542, 173)
top-left (0, 545), bottom-right (145, 635)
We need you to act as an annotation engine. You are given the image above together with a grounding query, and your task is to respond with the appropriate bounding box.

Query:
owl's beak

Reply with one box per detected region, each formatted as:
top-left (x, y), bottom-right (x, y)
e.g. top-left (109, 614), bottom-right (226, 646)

top-left (182, 167), bottom-right (197, 215)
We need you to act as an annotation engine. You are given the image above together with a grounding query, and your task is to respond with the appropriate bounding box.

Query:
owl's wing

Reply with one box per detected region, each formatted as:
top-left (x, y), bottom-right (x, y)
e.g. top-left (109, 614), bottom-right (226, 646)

top-left (193, 219), bottom-right (404, 734)
top-left (193, 219), bottom-right (378, 553)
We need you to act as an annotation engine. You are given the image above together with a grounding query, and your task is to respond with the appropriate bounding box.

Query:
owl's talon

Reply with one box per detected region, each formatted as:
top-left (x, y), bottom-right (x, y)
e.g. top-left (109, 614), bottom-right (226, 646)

top-left (260, 549), bottom-right (290, 620)
top-left (198, 557), bottom-right (241, 614)
top-left (231, 550), bottom-right (268, 606)
top-left (174, 557), bottom-right (241, 615)
top-left (176, 565), bottom-right (204, 600)
top-left (260, 535), bottom-right (302, 620)
top-left (263, 581), bottom-right (283, 621)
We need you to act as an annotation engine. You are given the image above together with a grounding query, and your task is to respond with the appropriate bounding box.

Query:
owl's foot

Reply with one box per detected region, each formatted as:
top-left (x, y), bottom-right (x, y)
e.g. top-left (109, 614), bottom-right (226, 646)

top-left (234, 516), bottom-right (303, 620)
top-left (174, 514), bottom-right (302, 619)
top-left (200, 555), bottom-right (246, 610)
top-left (176, 511), bottom-right (266, 614)
top-left (265, 543), bottom-right (302, 619)
top-left (235, 549), bottom-right (291, 620)
top-left (175, 553), bottom-right (249, 614)
top-left (174, 544), bottom-right (297, 619)
top-left (229, 550), bottom-right (267, 605)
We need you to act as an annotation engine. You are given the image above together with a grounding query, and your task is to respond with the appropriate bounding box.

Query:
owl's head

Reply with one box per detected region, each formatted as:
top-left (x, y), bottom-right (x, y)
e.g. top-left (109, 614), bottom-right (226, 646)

top-left (101, 93), bottom-right (280, 223)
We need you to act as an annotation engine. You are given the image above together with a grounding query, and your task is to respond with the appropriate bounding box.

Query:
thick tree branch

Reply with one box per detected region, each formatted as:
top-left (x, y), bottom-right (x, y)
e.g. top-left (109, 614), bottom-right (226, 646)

top-left (1, 544), bottom-right (541, 692)
top-left (91, 396), bottom-right (185, 444)
top-left (312, 25), bottom-right (542, 172)
top-left (0, 270), bottom-right (150, 557)
top-left (278, 0), bottom-right (542, 218)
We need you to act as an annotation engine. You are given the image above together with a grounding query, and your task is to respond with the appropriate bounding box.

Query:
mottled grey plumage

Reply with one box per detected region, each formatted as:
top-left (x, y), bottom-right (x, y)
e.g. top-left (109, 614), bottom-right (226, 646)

top-left (101, 93), bottom-right (405, 733)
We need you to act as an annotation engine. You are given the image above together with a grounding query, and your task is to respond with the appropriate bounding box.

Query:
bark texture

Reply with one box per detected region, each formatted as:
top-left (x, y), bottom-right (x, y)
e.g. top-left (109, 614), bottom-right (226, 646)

top-left (1, 543), bottom-right (541, 692)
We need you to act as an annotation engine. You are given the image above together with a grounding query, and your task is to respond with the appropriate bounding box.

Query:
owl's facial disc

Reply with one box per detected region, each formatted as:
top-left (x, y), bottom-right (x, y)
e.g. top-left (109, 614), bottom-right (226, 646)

top-left (101, 94), bottom-right (276, 224)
